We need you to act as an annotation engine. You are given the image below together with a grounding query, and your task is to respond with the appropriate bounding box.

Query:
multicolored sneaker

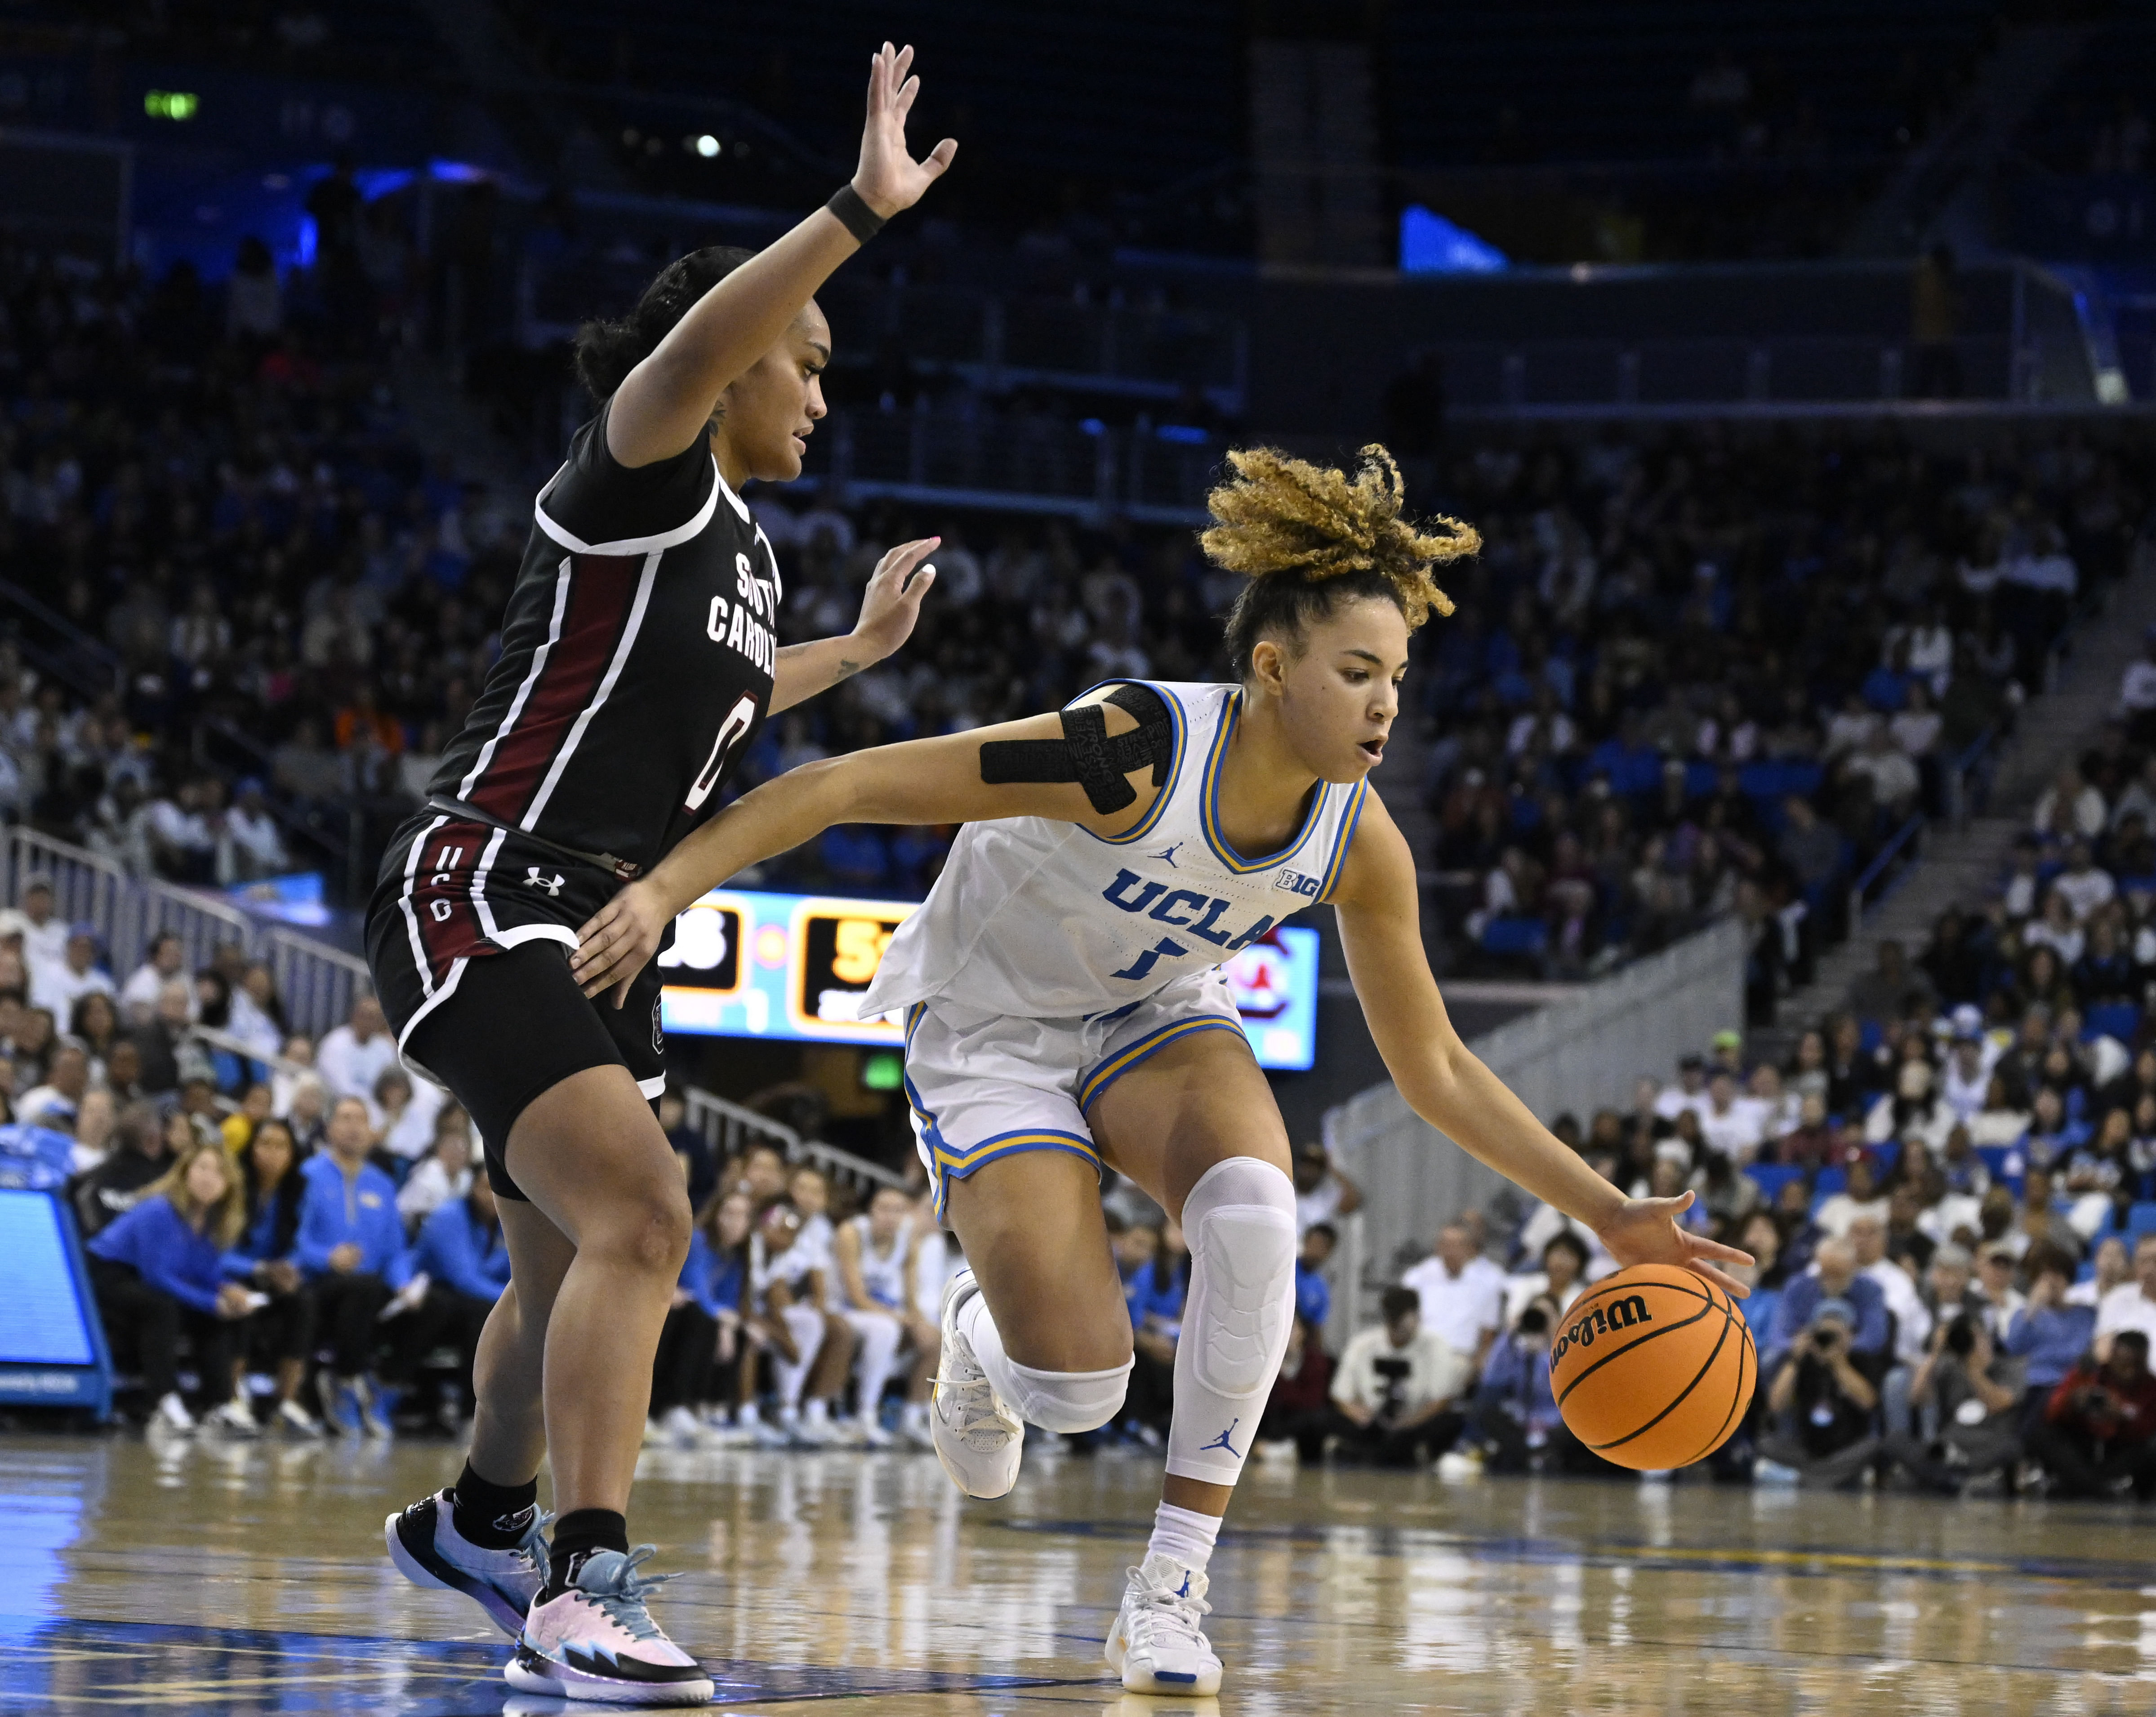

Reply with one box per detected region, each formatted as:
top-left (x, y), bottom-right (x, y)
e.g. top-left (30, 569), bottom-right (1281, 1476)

top-left (1105, 1552), bottom-right (1224, 1695)
top-left (384, 1490), bottom-right (550, 1639)
top-left (504, 1546), bottom-right (714, 1706)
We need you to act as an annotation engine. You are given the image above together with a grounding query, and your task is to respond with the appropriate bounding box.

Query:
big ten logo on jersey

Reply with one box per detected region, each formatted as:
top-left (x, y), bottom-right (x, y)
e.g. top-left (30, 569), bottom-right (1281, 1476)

top-left (797, 909), bottom-right (903, 1024)
top-left (1099, 867), bottom-right (1274, 984)
top-left (656, 901), bottom-right (743, 992)
top-left (706, 551), bottom-right (777, 675)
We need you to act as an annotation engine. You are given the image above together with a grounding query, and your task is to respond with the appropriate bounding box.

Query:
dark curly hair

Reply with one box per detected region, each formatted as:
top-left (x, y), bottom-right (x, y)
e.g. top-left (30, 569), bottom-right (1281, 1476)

top-left (570, 245), bottom-right (759, 401)
top-left (1203, 443), bottom-right (1479, 678)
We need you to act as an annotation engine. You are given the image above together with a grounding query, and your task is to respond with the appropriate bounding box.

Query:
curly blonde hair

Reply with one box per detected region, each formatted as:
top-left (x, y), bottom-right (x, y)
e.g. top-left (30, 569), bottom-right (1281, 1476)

top-left (1203, 445), bottom-right (1478, 671)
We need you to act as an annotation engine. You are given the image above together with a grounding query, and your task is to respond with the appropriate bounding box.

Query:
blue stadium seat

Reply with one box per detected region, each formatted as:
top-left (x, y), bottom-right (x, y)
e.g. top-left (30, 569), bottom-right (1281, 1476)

top-left (1479, 917), bottom-right (1547, 957)
top-left (1872, 1140), bottom-right (1900, 1178)
top-left (1812, 1165), bottom-right (1848, 1199)
top-left (1975, 1144), bottom-right (2018, 1181)
top-left (2085, 1003), bottom-right (2141, 1044)
top-left (1745, 1163), bottom-right (1804, 1205)
top-left (2126, 1202), bottom-right (2156, 1238)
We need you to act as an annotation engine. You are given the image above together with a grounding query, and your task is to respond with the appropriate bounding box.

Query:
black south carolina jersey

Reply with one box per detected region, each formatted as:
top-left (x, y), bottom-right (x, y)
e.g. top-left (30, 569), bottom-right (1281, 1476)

top-left (367, 398), bottom-right (779, 1013)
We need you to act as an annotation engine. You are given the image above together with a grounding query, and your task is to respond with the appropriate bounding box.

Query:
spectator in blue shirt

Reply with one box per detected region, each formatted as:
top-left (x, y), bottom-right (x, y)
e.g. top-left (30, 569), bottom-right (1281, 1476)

top-left (651, 1187), bottom-right (755, 1441)
top-left (1297, 1223), bottom-right (1336, 1330)
top-left (297, 1094), bottom-right (411, 1433)
top-left (2007, 1246), bottom-right (2098, 1429)
top-left (1125, 1219), bottom-right (1189, 1440)
top-left (87, 1139), bottom-right (256, 1435)
top-left (399, 1176), bottom-right (510, 1428)
top-left (1766, 1236), bottom-right (1891, 1380)
top-left (223, 1116), bottom-right (321, 1437)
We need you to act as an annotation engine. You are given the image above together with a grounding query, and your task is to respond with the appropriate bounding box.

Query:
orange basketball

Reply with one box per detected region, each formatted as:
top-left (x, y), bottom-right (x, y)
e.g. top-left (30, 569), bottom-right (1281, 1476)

top-left (1549, 1264), bottom-right (1755, 1471)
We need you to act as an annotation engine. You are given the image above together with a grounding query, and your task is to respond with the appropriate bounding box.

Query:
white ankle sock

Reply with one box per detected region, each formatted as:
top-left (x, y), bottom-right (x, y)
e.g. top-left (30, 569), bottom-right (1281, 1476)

top-left (804, 1398), bottom-right (829, 1426)
top-left (1146, 1502), bottom-right (1222, 1573)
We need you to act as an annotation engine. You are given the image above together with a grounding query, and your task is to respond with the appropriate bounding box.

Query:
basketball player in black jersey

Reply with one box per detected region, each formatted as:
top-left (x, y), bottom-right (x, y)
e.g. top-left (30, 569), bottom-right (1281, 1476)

top-left (370, 44), bottom-right (954, 1704)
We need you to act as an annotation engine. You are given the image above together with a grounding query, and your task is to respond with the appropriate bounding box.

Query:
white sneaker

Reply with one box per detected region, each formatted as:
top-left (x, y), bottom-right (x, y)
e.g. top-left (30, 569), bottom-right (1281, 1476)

top-left (858, 1419), bottom-right (895, 1449)
top-left (386, 1488), bottom-right (551, 1639)
top-left (1105, 1553), bottom-right (1223, 1696)
top-left (897, 1407), bottom-right (935, 1451)
top-left (792, 1403), bottom-right (838, 1447)
top-left (1435, 1449), bottom-right (1484, 1483)
top-left (275, 1399), bottom-right (323, 1438)
top-left (205, 1400), bottom-right (259, 1438)
top-left (931, 1269), bottom-right (1024, 1500)
top-left (700, 1412), bottom-right (754, 1449)
top-left (153, 1392), bottom-right (196, 1433)
top-left (505, 1547), bottom-right (713, 1706)
top-left (659, 1406), bottom-right (702, 1448)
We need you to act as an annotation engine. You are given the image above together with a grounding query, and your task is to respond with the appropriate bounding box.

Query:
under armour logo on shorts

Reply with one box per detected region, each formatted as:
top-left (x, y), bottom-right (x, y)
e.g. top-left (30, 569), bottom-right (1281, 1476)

top-left (524, 867), bottom-right (565, 897)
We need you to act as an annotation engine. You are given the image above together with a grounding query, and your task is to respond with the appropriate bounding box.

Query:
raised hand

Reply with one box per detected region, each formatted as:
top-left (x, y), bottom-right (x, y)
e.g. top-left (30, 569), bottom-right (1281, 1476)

top-left (853, 41), bottom-right (958, 219)
top-left (1594, 1191), bottom-right (1755, 1297)
top-left (851, 536), bottom-right (939, 661)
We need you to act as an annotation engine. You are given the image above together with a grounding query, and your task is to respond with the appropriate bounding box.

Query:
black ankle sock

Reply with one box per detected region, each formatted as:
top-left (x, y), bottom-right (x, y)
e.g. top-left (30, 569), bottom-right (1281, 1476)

top-left (544, 1508), bottom-right (629, 1599)
top-left (448, 1462), bottom-right (539, 1550)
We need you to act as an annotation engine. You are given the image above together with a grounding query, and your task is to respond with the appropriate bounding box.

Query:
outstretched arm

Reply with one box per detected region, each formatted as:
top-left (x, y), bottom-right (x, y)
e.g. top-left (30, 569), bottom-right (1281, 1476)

top-left (768, 537), bottom-right (940, 714)
top-left (1328, 791), bottom-right (1753, 1296)
top-left (569, 695), bottom-right (1158, 1001)
top-left (607, 43), bottom-right (957, 468)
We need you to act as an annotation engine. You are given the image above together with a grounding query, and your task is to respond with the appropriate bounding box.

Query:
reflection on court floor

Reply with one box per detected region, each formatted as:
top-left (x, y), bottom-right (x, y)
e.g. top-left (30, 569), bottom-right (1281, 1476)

top-left (3, 1434), bottom-right (2156, 1713)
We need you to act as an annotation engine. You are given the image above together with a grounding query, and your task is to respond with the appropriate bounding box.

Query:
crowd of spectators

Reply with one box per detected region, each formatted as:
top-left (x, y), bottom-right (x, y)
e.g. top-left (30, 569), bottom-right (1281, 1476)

top-left (1420, 429), bottom-right (2155, 989)
top-left (1277, 1001), bottom-right (2156, 1501)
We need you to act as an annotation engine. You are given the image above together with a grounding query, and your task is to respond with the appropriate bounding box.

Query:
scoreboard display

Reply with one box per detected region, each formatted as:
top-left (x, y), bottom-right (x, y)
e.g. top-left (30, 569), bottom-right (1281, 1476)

top-left (659, 890), bottom-right (1320, 1071)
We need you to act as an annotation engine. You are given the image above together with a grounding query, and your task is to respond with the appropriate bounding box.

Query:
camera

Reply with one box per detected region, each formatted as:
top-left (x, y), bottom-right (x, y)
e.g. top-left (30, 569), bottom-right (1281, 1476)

top-left (1812, 1325), bottom-right (1840, 1350)
top-left (1945, 1314), bottom-right (1977, 1358)
top-left (1518, 1306), bottom-right (1550, 1336)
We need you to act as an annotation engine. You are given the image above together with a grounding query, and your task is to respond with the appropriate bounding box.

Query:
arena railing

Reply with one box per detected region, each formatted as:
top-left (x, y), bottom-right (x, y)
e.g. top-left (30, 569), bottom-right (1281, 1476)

top-left (2, 827), bottom-right (369, 1040)
top-left (680, 1085), bottom-right (906, 1196)
top-left (6, 826), bottom-right (258, 997)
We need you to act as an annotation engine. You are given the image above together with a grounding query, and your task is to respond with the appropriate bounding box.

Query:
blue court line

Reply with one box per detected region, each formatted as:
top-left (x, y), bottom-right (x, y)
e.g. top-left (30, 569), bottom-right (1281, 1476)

top-left (995, 1518), bottom-right (2156, 1589)
top-left (0, 1617), bottom-right (1113, 1713)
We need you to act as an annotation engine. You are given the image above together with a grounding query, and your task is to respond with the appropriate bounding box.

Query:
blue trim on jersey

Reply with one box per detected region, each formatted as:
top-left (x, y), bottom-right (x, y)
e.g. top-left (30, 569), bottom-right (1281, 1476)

top-left (1199, 688), bottom-right (1327, 875)
top-left (1072, 679), bottom-right (1188, 848)
top-left (1076, 1014), bottom-right (1246, 1112)
top-left (1316, 776), bottom-right (1371, 902)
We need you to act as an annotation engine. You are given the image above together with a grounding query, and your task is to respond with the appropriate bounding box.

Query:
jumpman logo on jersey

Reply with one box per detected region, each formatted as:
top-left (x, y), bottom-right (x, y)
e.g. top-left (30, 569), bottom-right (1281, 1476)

top-left (524, 867), bottom-right (565, 897)
top-left (1149, 842), bottom-right (1184, 870)
top-left (1200, 1417), bottom-right (1242, 1458)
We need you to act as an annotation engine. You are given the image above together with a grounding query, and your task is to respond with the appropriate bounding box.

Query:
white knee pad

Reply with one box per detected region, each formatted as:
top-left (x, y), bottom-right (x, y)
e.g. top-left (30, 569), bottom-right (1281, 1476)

top-left (1000, 1357), bottom-right (1133, 1434)
top-left (1167, 1156), bottom-right (1298, 1485)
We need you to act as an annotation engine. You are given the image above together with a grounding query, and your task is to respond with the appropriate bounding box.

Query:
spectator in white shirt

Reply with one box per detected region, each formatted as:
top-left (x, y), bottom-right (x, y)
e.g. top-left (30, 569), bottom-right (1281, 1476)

top-left (2071, 1234), bottom-right (2130, 1308)
top-left (1938, 1031), bottom-right (1993, 1125)
top-left (1654, 1054), bottom-right (1710, 1123)
top-left (1399, 1224), bottom-right (1507, 1373)
top-left (2023, 888), bottom-right (2086, 967)
top-left (2052, 841), bottom-right (2116, 924)
top-left (14, 879), bottom-right (68, 974)
top-left (1888, 681), bottom-right (1942, 756)
top-left (2031, 765), bottom-right (2106, 841)
top-left (15, 1040), bottom-right (90, 1132)
top-left (1971, 1242), bottom-right (2027, 1343)
top-left (218, 778), bottom-right (290, 883)
top-left (1291, 1139), bottom-right (1363, 1237)
top-left (31, 925), bottom-right (114, 1019)
top-left (1698, 1070), bottom-right (1767, 1162)
top-left (118, 930), bottom-right (191, 1026)
top-left (314, 993), bottom-right (397, 1104)
top-left (2096, 1236), bottom-right (2156, 1360)
top-left (1851, 1213), bottom-right (1930, 1364)
top-left (1844, 728), bottom-right (1920, 814)
top-left (1326, 1285), bottom-right (1477, 1466)
top-left (1815, 1154), bottom-right (1892, 1239)
top-left (2118, 628), bottom-right (2156, 736)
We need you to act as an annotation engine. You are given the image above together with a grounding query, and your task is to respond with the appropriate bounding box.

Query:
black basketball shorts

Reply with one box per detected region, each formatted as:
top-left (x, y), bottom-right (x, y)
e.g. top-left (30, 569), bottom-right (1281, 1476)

top-left (365, 927), bottom-right (664, 1203)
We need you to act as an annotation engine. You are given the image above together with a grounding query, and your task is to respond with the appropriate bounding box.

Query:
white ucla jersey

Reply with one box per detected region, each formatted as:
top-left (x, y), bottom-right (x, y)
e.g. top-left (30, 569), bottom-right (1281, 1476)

top-left (847, 1214), bottom-right (911, 1310)
top-left (861, 680), bottom-right (1369, 1021)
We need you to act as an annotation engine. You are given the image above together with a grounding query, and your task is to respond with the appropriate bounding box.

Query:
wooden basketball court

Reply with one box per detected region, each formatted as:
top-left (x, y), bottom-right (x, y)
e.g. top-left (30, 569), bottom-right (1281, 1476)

top-left (2, 1432), bottom-right (2151, 1713)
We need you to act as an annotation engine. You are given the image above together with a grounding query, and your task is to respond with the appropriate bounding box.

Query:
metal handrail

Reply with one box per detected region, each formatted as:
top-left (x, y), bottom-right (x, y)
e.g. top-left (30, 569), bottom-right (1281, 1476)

top-left (261, 928), bottom-right (371, 1042)
top-left (680, 1085), bottom-right (906, 1196)
top-left (1847, 812), bottom-right (1927, 933)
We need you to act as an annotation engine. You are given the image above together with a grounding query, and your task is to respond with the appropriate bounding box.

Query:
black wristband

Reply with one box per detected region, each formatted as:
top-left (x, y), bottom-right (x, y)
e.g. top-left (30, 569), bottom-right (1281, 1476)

top-left (826, 184), bottom-right (886, 245)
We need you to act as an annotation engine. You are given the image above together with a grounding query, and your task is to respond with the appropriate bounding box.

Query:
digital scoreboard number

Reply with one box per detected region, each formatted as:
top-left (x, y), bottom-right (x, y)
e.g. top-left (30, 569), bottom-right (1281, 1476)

top-left (791, 906), bottom-right (909, 1034)
top-left (655, 901), bottom-right (744, 995)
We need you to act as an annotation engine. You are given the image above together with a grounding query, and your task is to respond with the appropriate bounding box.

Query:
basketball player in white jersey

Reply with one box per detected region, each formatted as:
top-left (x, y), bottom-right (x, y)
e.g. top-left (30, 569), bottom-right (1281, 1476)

top-left (569, 444), bottom-right (1752, 1696)
top-left (832, 1183), bottom-right (939, 1447)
